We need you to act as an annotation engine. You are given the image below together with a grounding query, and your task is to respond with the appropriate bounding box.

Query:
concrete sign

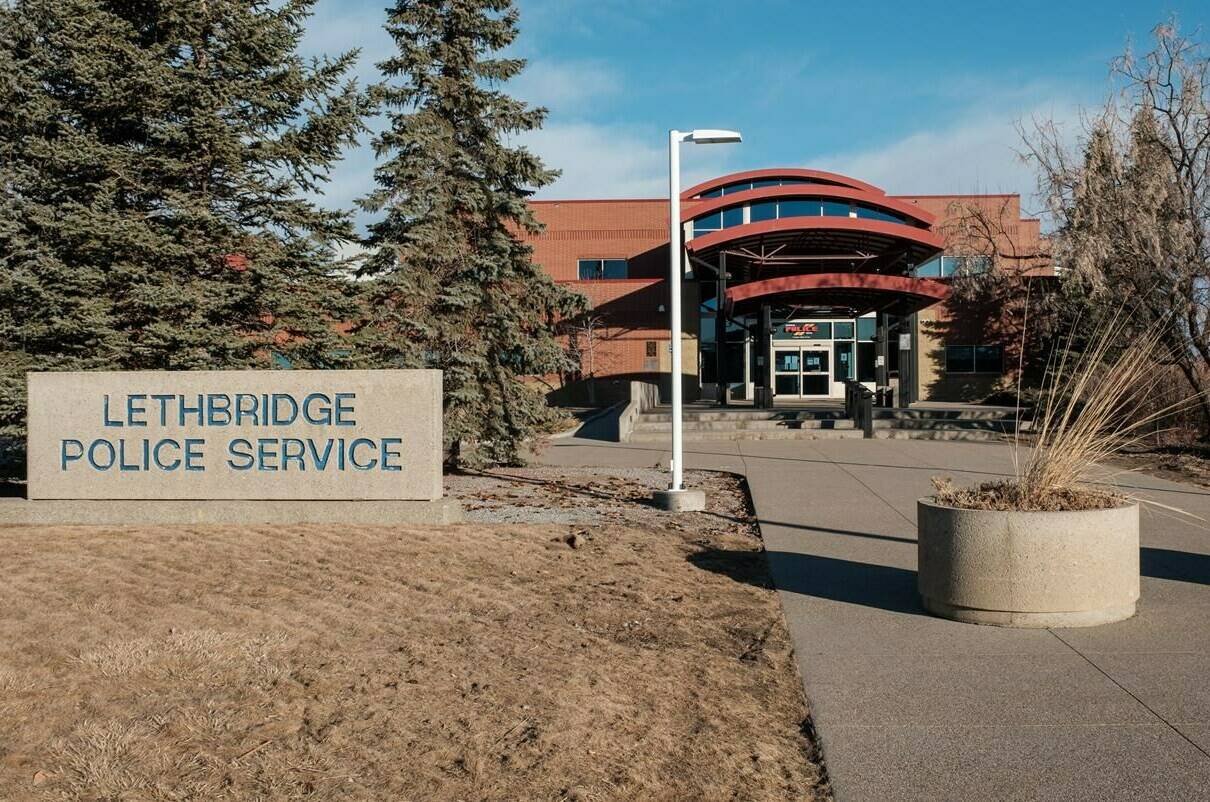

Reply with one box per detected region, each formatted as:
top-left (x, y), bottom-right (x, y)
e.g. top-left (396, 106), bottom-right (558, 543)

top-left (26, 370), bottom-right (443, 501)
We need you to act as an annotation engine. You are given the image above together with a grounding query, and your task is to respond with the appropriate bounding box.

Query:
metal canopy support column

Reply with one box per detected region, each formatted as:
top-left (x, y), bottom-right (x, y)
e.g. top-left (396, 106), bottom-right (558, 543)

top-left (898, 312), bottom-right (916, 408)
top-left (715, 252), bottom-right (727, 406)
top-left (875, 312), bottom-right (889, 390)
top-left (757, 304), bottom-right (773, 409)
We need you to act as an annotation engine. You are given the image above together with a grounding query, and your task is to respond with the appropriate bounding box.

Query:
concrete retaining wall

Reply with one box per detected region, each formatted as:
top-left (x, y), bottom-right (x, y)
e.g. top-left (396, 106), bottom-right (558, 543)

top-left (616, 380), bottom-right (661, 442)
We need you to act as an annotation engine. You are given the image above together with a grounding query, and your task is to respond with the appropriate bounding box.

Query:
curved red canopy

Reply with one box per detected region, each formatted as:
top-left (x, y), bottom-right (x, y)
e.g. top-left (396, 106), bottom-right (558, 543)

top-left (682, 167), bottom-right (883, 198)
top-left (725, 272), bottom-right (949, 316)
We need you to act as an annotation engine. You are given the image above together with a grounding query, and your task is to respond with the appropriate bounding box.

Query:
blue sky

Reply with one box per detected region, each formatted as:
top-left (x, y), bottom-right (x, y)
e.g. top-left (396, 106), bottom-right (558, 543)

top-left (301, 0), bottom-right (1209, 225)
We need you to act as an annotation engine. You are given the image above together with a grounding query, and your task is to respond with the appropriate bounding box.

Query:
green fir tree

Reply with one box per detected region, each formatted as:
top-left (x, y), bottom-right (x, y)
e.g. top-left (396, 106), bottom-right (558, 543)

top-left (357, 0), bottom-right (586, 467)
top-left (0, 0), bottom-right (368, 447)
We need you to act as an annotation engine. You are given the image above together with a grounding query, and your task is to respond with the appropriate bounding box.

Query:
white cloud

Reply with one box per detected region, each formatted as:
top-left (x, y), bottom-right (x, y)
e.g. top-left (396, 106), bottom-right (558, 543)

top-left (511, 59), bottom-right (619, 112)
top-left (813, 102), bottom-right (1086, 210)
top-left (522, 122), bottom-right (738, 199)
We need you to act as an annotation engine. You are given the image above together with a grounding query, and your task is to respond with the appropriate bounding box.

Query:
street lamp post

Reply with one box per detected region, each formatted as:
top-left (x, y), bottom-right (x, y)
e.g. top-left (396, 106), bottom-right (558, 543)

top-left (653, 128), bottom-right (742, 513)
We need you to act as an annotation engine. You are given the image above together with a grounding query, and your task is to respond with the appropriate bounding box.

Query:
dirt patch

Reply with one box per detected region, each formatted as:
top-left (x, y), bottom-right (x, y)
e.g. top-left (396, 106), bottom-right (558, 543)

top-left (930, 476), bottom-right (1126, 512)
top-left (0, 468), bottom-right (827, 801)
top-left (1105, 443), bottom-right (1210, 489)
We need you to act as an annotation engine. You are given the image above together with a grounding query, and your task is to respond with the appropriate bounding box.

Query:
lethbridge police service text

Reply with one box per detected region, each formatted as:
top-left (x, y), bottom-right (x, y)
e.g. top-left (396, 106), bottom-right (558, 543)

top-left (60, 392), bottom-right (404, 473)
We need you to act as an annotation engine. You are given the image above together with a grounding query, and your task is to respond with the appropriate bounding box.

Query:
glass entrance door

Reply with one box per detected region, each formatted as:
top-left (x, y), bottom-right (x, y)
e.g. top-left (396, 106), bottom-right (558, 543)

top-left (773, 347), bottom-right (831, 398)
top-left (801, 348), bottom-right (830, 397)
top-left (774, 349), bottom-right (801, 397)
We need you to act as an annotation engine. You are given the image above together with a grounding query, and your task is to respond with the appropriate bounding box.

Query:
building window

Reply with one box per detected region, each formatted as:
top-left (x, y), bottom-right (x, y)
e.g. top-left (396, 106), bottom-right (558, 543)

top-left (692, 211), bottom-right (722, 236)
top-left (916, 257), bottom-right (942, 278)
top-left (777, 198), bottom-right (818, 218)
top-left (945, 344), bottom-right (1003, 374)
top-left (577, 258), bottom-right (628, 280)
top-left (750, 200), bottom-right (777, 222)
top-left (857, 342), bottom-right (877, 381)
top-left (855, 205), bottom-right (906, 224)
top-left (919, 255), bottom-right (993, 278)
top-left (689, 195), bottom-right (914, 231)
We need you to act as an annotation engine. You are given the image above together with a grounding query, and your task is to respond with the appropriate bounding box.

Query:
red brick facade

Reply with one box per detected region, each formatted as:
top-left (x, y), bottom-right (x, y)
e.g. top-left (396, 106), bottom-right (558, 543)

top-left (525, 175), bottom-right (1049, 403)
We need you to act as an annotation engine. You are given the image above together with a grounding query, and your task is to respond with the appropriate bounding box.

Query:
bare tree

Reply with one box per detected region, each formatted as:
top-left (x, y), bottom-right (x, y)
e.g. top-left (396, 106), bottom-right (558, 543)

top-left (561, 311), bottom-right (611, 406)
top-left (1022, 21), bottom-right (1210, 432)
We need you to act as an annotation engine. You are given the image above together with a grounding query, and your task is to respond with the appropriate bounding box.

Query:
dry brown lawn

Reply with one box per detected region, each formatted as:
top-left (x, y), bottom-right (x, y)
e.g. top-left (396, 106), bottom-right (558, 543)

top-left (0, 469), bottom-right (826, 801)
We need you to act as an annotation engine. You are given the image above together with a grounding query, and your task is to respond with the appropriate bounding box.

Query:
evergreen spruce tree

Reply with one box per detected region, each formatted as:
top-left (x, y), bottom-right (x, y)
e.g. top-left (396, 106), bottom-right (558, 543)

top-left (357, 0), bottom-right (586, 468)
top-left (0, 0), bottom-right (367, 447)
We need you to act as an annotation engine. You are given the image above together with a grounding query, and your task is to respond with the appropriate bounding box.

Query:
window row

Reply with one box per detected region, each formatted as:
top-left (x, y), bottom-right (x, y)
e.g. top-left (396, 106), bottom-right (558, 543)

top-left (945, 344), bottom-right (1003, 374)
top-left (916, 255), bottom-right (993, 278)
top-left (698, 177), bottom-right (814, 198)
top-left (577, 258), bottom-right (628, 280)
top-left (692, 199), bottom-right (906, 236)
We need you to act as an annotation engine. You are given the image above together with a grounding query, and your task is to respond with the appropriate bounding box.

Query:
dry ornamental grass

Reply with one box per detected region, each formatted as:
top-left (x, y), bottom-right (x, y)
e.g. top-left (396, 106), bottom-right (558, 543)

top-left (934, 313), bottom-right (1189, 512)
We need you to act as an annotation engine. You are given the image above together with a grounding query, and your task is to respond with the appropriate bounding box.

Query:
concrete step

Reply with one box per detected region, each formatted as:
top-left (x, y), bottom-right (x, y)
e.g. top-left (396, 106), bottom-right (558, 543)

top-left (632, 418), bottom-right (856, 433)
top-left (872, 418), bottom-right (1018, 432)
top-left (873, 428), bottom-right (1011, 441)
top-left (872, 408), bottom-right (1020, 421)
top-left (640, 409), bottom-right (848, 423)
top-left (628, 428), bottom-right (865, 442)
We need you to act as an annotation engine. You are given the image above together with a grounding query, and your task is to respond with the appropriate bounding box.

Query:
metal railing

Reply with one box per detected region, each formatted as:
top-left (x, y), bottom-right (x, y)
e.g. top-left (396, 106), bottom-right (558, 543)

top-left (844, 380), bottom-right (875, 438)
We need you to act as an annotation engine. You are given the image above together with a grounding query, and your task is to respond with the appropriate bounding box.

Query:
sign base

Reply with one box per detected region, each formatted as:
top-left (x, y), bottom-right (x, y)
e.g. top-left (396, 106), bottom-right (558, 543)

top-left (0, 496), bottom-right (462, 526)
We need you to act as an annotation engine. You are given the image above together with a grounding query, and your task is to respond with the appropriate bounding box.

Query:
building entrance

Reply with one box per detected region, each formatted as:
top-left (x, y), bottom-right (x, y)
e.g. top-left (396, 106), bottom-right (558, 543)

top-left (766, 318), bottom-right (872, 401)
top-left (774, 346), bottom-right (832, 399)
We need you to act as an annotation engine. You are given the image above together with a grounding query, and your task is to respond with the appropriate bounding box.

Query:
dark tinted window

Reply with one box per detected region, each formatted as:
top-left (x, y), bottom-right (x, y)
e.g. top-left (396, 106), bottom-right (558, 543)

top-left (778, 199), bottom-right (817, 218)
top-left (775, 374), bottom-right (800, 395)
top-left (975, 345), bottom-right (1003, 373)
top-left (577, 258), bottom-right (628, 280)
top-left (945, 346), bottom-right (976, 373)
top-left (946, 344), bottom-right (1004, 374)
top-left (856, 205), bottom-right (905, 224)
top-left (750, 201), bottom-right (777, 222)
top-left (693, 212), bottom-right (722, 235)
top-left (857, 342), bottom-right (876, 381)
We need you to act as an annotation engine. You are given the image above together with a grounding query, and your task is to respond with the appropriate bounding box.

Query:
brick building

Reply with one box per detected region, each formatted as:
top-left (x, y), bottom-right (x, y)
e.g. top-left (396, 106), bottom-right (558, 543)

top-left (526, 168), bottom-right (1049, 406)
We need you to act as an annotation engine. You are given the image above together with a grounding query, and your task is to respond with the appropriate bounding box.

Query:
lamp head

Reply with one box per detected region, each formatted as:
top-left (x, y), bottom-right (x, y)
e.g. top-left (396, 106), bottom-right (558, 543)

top-left (686, 129), bottom-right (743, 144)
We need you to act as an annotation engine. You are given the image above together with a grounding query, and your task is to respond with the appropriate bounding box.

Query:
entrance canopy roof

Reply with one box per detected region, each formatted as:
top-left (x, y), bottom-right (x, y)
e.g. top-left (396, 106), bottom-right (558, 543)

top-left (684, 167), bottom-right (948, 316)
top-left (687, 217), bottom-right (945, 279)
top-left (724, 272), bottom-right (950, 317)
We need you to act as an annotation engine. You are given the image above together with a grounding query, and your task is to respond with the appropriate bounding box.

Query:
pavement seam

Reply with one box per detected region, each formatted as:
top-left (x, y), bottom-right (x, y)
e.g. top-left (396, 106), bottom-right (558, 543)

top-left (819, 444), bottom-right (918, 530)
top-left (1047, 628), bottom-right (1210, 762)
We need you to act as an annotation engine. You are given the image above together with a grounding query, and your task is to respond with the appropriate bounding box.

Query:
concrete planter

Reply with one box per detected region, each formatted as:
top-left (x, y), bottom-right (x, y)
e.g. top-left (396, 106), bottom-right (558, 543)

top-left (916, 498), bottom-right (1139, 627)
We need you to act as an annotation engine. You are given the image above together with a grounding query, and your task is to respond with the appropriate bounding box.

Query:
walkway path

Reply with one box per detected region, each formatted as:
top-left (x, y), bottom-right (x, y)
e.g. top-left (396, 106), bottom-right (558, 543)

top-left (539, 436), bottom-right (1210, 801)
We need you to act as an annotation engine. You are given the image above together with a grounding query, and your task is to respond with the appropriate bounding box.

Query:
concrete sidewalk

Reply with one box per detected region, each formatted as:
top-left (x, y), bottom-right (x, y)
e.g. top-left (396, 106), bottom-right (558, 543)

top-left (540, 436), bottom-right (1210, 801)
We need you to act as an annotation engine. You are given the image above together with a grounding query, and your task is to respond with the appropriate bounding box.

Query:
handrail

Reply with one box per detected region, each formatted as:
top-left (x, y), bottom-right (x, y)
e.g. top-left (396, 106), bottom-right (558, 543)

top-left (844, 380), bottom-right (875, 438)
